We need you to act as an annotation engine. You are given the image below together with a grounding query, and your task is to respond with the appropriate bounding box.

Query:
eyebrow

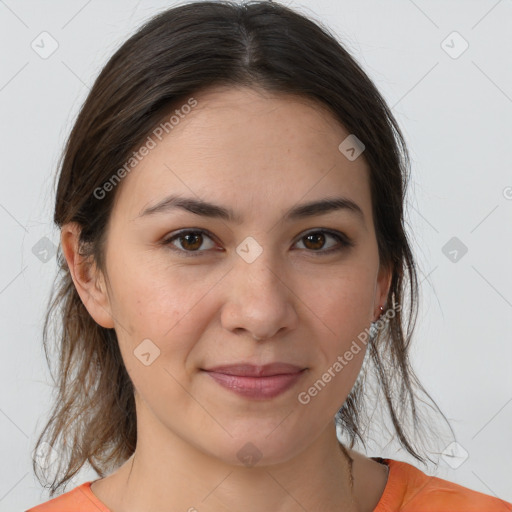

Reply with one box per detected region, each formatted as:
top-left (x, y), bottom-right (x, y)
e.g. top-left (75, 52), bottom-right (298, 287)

top-left (137, 194), bottom-right (365, 225)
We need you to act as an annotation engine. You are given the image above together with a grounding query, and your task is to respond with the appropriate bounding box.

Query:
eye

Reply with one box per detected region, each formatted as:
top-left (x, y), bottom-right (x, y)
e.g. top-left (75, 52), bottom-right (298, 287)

top-left (162, 229), bottom-right (218, 256)
top-left (293, 229), bottom-right (353, 254)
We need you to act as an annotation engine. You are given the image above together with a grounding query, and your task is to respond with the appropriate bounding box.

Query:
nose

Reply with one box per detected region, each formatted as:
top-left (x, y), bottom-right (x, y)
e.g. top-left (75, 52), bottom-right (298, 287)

top-left (220, 249), bottom-right (298, 341)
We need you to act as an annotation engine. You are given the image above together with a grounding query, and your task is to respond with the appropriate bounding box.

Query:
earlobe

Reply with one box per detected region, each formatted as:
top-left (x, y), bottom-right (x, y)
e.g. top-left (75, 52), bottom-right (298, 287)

top-left (60, 222), bottom-right (115, 329)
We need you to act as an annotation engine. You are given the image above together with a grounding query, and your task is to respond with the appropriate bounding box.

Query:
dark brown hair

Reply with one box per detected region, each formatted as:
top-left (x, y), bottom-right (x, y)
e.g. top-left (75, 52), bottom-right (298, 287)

top-left (33, 0), bottom-right (454, 496)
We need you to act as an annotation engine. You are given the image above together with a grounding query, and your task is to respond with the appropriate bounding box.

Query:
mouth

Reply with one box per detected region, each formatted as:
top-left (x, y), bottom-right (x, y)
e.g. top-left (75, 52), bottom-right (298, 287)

top-left (200, 363), bottom-right (308, 400)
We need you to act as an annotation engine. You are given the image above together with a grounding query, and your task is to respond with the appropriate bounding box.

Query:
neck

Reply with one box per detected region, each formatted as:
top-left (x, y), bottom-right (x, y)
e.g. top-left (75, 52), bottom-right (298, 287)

top-left (110, 413), bottom-right (359, 512)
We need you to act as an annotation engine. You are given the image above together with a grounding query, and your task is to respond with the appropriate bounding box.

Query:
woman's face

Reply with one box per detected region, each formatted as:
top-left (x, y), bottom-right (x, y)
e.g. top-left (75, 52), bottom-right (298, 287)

top-left (77, 85), bottom-right (390, 466)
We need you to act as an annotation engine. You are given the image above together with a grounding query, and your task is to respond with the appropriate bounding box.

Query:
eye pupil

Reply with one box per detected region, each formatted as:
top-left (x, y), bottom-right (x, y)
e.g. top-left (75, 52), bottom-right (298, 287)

top-left (304, 232), bottom-right (325, 250)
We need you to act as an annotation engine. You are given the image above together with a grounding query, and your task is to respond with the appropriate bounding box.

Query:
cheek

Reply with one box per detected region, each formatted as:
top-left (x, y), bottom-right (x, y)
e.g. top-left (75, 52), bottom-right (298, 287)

top-left (302, 271), bottom-right (374, 399)
top-left (112, 280), bottom-right (200, 411)
top-left (107, 247), bottom-right (203, 334)
top-left (305, 269), bottom-right (376, 337)
top-left (108, 261), bottom-right (217, 388)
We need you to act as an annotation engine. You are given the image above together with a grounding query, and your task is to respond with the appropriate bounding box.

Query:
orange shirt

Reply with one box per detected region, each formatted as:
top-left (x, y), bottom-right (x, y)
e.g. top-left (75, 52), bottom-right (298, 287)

top-left (25, 458), bottom-right (512, 512)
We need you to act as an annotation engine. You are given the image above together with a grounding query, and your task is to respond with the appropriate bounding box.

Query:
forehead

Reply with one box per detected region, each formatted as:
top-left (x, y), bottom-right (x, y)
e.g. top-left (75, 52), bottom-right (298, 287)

top-left (171, 85), bottom-right (353, 157)
top-left (111, 85), bottom-right (371, 224)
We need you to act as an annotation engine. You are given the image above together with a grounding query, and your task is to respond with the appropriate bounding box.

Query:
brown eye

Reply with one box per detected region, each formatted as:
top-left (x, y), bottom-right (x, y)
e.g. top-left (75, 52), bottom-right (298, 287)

top-left (179, 233), bottom-right (203, 251)
top-left (163, 230), bottom-right (216, 255)
top-left (294, 230), bottom-right (353, 254)
top-left (302, 232), bottom-right (327, 250)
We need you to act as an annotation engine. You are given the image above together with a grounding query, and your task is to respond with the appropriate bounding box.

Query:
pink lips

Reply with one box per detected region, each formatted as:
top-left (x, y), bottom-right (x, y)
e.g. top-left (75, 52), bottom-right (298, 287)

top-left (202, 363), bottom-right (307, 399)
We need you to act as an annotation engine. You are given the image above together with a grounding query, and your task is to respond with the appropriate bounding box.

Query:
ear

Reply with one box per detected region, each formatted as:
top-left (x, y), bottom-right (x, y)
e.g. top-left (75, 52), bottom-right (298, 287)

top-left (60, 222), bottom-right (115, 329)
top-left (374, 262), bottom-right (393, 321)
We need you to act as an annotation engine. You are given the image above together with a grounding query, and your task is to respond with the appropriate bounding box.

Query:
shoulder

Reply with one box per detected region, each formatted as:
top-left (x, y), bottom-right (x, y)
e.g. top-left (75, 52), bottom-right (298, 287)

top-left (375, 458), bottom-right (512, 512)
top-left (25, 481), bottom-right (110, 512)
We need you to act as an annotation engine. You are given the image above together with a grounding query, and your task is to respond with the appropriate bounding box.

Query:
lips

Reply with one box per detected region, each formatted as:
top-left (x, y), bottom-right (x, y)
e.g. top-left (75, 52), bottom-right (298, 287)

top-left (201, 362), bottom-right (307, 399)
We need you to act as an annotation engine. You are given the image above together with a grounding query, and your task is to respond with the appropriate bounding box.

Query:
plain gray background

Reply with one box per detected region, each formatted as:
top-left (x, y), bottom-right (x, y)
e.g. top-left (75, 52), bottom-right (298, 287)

top-left (1, 0), bottom-right (511, 509)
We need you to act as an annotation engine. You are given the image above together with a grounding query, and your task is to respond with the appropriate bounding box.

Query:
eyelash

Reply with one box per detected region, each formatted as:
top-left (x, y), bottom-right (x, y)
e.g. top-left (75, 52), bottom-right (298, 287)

top-left (161, 228), bottom-right (354, 257)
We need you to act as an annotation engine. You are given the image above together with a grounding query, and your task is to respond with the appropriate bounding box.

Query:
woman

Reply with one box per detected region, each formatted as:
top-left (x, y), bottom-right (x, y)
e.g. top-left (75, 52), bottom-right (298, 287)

top-left (26, 1), bottom-right (511, 511)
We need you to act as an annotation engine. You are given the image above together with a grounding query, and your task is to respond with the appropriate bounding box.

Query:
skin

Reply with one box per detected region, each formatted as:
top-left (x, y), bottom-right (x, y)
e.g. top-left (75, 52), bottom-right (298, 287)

top-left (62, 85), bottom-right (392, 512)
